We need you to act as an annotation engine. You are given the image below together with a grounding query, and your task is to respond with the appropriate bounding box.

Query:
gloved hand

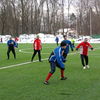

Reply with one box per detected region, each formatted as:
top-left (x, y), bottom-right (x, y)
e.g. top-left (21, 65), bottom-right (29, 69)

top-left (91, 48), bottom-right (94, 50)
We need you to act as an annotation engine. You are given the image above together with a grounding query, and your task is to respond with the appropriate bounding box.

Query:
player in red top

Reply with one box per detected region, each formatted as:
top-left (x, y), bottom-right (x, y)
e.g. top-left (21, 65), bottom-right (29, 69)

top-left (31, 35), bottom-right (42, 62)
top-left (15, 37), bottom-right (19, 48)
top-left (76, 38), bottom-right (93, 69)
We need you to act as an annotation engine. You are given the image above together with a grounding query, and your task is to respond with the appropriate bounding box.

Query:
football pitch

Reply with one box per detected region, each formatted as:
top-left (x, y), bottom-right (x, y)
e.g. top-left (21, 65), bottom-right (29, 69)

top-left (0, 43), bottom-right (100, 100)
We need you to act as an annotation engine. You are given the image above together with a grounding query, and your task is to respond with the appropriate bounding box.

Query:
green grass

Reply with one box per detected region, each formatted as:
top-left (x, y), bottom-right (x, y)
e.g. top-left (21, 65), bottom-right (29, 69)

top-left (0, 43), bottom-right (100, 100)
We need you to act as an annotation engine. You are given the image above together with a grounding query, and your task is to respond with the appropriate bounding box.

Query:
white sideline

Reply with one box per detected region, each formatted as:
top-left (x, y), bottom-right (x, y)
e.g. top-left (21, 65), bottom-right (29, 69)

top-left (0, 58), bottom-right (48, 70)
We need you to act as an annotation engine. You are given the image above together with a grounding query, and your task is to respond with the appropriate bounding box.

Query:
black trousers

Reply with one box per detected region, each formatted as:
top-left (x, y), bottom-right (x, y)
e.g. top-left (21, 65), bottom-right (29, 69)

top-left (80, 54), bottom-right (88, 66)
top-left (31, 50), bottom-right (41, 61)
top-left (56, 41), bottom-right (59, 46)
top-left (7, 47), bottom-right (16, 59)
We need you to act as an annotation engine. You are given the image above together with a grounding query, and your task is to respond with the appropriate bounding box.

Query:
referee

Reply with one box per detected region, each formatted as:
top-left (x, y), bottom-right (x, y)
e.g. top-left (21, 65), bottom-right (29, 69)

top-left (7, 37), bottom-right (17, 60)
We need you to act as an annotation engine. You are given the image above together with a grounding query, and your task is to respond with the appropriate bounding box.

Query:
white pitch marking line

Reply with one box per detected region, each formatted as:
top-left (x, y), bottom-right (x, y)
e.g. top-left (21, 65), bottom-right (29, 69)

top-left (0, 58), bottom-right (48, 70)
top-left (0, 47), bottom-right (99, 70)
top-left (19, 50), bottom-right (50, 54)
top-left (0, 52), bottom-right (77, 70)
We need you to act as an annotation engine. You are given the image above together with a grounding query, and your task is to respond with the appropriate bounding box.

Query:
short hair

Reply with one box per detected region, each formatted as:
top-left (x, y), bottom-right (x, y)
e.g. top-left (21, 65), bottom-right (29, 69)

top-left (36, 35), bottom-right (39, 38)
top-left (60, 41), bottom-right (66, 46)
top-left (63, 35), bottom-right (67, 38)
top-left (10, 37), bottom-right (12, 40)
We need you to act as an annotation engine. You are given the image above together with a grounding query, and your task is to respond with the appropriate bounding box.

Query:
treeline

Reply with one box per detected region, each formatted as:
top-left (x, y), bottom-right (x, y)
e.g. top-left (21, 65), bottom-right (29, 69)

top-left (0, 0), bottom-right (100, 36)
top-left (76, 0), bottom-right (100, 35)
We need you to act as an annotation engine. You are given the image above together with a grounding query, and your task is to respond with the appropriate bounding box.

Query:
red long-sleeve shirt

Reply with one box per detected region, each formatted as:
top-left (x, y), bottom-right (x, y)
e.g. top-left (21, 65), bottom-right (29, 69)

top-left (76, 42), bottom-right (93, 56)
top-left (33, 38), bottom-right (42, 50)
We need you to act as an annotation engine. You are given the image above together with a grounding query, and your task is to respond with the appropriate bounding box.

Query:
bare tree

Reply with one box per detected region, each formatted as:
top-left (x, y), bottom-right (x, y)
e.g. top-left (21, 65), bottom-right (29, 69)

top-left (0, 0), bottom-right (100, 36)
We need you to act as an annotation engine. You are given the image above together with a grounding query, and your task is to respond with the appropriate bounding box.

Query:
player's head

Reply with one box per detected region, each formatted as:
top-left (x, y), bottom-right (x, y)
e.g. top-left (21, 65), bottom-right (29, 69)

top-left (60, 41), bottom-right (66, 49)
top-left (36, 35), bottom-right (39, 39)
top-left (63, 35), bottom-right (67, 40)
top-left (84, 38), bottom-right (88, 42)
top-left (10, 37), bottom-right (12, 40)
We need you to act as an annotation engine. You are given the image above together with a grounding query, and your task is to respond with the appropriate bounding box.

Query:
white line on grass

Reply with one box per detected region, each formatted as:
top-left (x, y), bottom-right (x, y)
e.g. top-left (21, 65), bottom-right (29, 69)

top-left (0, 58), bottom-right (48, 70)
top-left (0, 47), bottom-right (99, 70)
top-left (19, 47), bottom-right (55, 54)
top-left (19, 49), bottom-right (50, 54)
top-left (0, 52), bottom-right (77, 70)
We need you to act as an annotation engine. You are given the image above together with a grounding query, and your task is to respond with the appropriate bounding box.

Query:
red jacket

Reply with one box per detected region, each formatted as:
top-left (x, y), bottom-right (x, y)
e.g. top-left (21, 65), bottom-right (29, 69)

top-left (33, 39), bottom-right (42, 50)
top-left (76, 42), bottom-right (93, 56)
top-left (15, 37), bottom-right (19, 42)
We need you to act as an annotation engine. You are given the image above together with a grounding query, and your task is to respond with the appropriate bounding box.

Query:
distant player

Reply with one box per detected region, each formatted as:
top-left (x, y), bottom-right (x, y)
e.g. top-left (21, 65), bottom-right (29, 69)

top-left (44, 42), bottom-right (67, 85)
top-left (15, 37), bottom-right (19, 48)
top-left (0, 38), bottom-right (3, 43)
top-left (31, 35), bottom-right (42, 62)
top-left (7, 37), bottom-right (17, 59)
top-left (55, 36), bottom-right (59, 46)
top-left (76, 38), bottom-right (94, 69)
top-left (71, 38), bottom-right (75, 48)
top-left (62, 35), bottom-right (73, 59)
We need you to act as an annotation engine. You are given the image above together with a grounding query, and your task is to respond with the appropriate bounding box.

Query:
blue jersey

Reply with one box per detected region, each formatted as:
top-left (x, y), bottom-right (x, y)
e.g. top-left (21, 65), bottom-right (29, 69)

top-left (7, 40), bottom-right (16, 47)
top-left (62, 40), bottom-right (73, 54)
top-left (49, 46), bottom-right (65, 68)
top-left (55, 37), bottom-right (59, 42)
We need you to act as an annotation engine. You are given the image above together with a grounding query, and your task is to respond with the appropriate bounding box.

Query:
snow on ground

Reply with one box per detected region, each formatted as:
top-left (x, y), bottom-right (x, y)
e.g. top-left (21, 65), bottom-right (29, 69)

top-left (0, 34), bottom-right (100, 43)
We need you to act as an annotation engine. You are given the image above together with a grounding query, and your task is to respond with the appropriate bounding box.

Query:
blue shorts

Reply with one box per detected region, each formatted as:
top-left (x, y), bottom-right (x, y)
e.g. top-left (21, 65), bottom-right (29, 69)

top-left (49, 61), bottom-right (65, 74)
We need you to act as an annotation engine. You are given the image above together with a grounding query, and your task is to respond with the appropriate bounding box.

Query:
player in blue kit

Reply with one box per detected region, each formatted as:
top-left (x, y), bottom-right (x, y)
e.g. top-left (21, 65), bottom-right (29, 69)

top-left (44, 42), bottom-right (67, 85)
top-left (7, 37), bottom-right (17, 59)
top-left (55, 36), bottom-right (59, 46)
top-left (62, 35), bottom-right (73, 59)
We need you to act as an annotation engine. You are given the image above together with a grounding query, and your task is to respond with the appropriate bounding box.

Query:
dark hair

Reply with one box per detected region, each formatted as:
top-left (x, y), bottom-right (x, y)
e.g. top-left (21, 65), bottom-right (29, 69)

top-left (60, 41), bottom-right (66, 46)
top-left (63, 35), bottom-right (67, 38)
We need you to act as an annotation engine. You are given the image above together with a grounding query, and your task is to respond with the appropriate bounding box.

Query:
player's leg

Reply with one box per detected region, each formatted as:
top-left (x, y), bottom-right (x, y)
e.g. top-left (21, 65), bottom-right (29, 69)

top-left (85, 55), bottom-right (89, 68)
top-left (57, 41), bottom-right (59, 46)
top-left (56, 61), bottom-right (67, 80)
top-left (80, 54), bottom-right (86, 69)
top-left (31, 50), bottom-right (37, 61)
top-left (12, 48), bottom-right (16, 59)
top-left (7, 48), bottom-right (11, 59)
top-left (37, 50), bottom-right (41, 62)
top-left (72, 43), bottom-right (75, 48)
top-left (60, 68), bottom-right (67, 80)
top-left (44, 62), bottom-right (56, 84)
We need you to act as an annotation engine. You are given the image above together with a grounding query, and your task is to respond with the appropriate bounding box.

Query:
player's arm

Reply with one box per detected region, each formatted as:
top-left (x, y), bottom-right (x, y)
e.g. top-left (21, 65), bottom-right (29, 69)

top-left (69, 41), bottom-right (73, 51)
top-left (7, 41), bottom-right (9, 46)
top-left (14, 41), bottom-right (17, 48)
top-left (76, 43), bottom-right (82, 51)
top-left (33, 40), bottom-right (35, 49)
top-left (40, 40), bottom-right (42, 50)
top-left (87, 43), bottom-right (94, 50)
top-left (61, 55), bottom-right (66, 63)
